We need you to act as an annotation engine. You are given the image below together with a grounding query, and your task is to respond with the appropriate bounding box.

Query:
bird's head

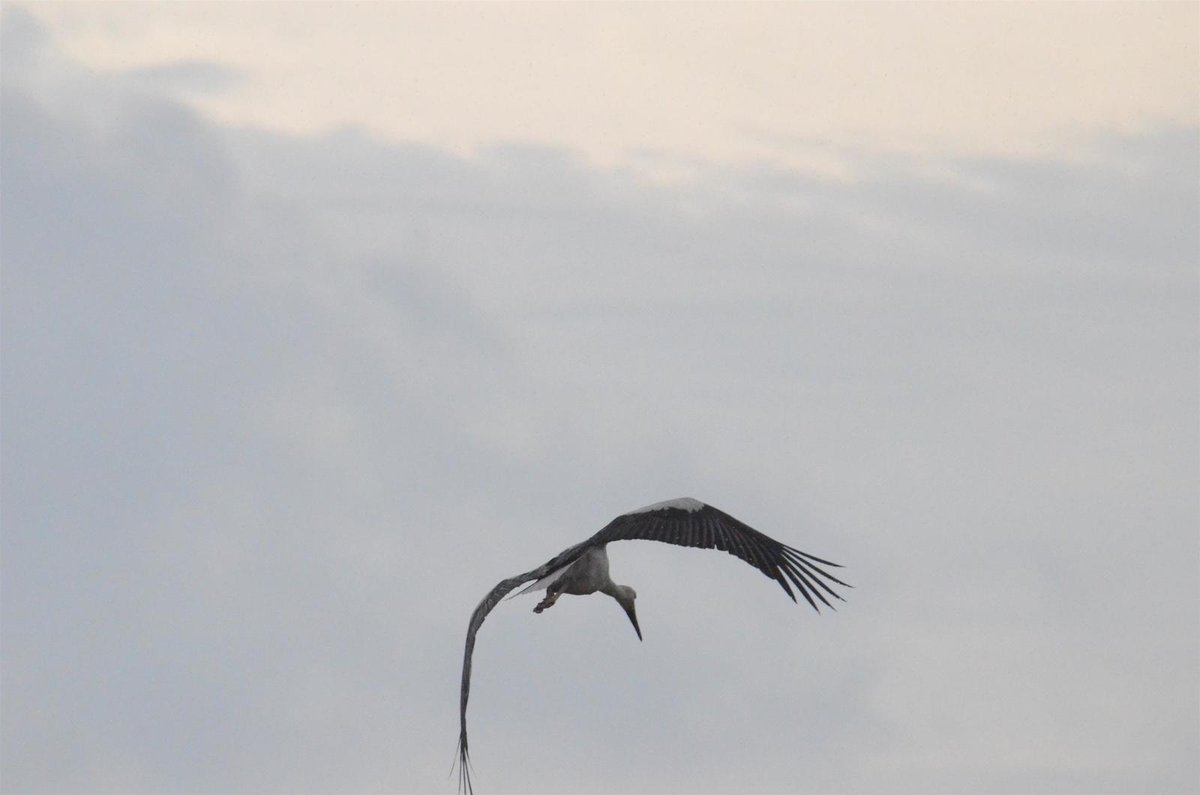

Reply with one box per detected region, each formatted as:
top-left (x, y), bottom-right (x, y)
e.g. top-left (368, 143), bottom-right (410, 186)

top-left (616, 585), bottom-right (642, 641)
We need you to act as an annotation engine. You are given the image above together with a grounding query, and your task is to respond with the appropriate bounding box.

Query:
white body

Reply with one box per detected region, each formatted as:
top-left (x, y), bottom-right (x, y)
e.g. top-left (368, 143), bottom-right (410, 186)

top-left (517, 545), bottom-right (617, 597)
top-left (555, 546), bottom-right (613, 595)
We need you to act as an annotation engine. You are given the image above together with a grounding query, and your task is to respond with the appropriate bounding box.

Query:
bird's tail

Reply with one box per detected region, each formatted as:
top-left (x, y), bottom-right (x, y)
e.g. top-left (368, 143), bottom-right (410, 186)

top-left (504, 562), bottom-right (569, 600)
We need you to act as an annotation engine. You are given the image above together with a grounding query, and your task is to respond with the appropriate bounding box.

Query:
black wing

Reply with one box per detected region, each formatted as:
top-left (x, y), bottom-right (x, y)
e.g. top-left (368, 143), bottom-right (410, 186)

top-left (587, 497), bottom-right (850, 611)
top-left (455, 540), bottom-right (590, 794)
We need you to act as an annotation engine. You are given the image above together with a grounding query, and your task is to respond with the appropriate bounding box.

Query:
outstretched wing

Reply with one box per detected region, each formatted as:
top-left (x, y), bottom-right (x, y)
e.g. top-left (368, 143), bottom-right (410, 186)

top-left (456, 541), bottom-right (590, 794)
top-left (587, 497), bottom-right (850, 611)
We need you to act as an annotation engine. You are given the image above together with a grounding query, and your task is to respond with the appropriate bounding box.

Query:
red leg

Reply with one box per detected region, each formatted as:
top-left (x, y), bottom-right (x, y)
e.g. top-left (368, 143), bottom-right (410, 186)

top-left (534, 591), bottom-right (561, 613)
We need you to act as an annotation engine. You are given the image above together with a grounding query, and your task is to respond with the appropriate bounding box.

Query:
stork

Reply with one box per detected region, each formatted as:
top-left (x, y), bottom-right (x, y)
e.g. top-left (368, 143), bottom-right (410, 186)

top-left (455, 497), bottom-right (849, 794)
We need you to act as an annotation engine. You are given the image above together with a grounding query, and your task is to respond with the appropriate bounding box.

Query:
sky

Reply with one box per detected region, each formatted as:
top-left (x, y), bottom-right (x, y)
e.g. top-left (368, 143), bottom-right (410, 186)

top-left (1, 3), bottom-right (1197, 794)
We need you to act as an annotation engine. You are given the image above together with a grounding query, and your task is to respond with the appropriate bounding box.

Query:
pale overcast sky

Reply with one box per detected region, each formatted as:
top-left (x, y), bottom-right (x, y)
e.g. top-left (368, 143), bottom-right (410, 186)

top-left (2, 4), bottom-right (1197, 795)
top-left (17, 2), bottom-right (1200, 170)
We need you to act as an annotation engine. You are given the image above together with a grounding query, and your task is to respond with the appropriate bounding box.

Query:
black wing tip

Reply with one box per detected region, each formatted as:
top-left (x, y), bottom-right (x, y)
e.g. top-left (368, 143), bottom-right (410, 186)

top-left (775, 575), bottom-right (799, 602)
top-left (455, 736), bottom-right (474, 795)
top-left (784, 545), bottom-right (846, 569)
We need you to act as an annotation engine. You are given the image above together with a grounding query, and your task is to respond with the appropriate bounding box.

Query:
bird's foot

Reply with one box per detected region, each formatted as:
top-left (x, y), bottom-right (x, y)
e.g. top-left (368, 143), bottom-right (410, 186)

top-left (533, 593), bottom-right (560, 613)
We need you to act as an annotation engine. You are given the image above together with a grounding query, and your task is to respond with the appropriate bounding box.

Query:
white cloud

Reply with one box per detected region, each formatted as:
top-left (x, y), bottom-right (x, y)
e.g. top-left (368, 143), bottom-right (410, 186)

top-left (17, 2), bottom-right (1200, 170)
top-left (2, 8), bottom-right (1197, 794)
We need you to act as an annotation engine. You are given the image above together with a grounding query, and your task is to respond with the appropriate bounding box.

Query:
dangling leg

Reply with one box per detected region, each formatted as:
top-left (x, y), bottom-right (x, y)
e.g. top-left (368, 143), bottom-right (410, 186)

top-left (534, 589), bottom-right (561, 613)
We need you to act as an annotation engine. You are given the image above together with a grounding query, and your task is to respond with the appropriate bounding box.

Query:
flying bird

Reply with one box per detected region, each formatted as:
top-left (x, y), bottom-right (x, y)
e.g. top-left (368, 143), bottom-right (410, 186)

top-left (455, 497), bottom-right (849, 794)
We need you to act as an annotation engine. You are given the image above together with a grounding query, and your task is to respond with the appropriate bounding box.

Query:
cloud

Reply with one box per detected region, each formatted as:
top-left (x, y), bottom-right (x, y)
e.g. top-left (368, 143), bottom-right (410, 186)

top-left (16, 3), bottom-right (1199, 166)
top-left (121, 59), bottom-right (245, 96)
top-left (2, 8), bottom-right (1197, 794)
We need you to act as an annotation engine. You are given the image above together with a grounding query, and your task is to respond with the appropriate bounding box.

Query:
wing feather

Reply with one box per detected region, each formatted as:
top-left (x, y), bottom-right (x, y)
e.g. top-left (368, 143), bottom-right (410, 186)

top-left (587, 498), bottom-right (850, 611)
top-left (455, 541), bottom-right (590, 794)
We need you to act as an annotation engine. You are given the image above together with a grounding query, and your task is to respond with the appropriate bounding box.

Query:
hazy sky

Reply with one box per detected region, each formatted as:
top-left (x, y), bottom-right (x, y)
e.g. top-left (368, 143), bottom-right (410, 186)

top-left (17, 2), bottom-right (1200, 172)
top-left (2, 4), bottom-right (1197, 795)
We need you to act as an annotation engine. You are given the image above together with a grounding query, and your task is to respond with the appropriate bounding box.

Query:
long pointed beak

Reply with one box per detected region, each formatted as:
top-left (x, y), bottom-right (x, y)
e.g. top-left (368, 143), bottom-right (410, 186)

top-left (620, 599), bottom-right (642, 641)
